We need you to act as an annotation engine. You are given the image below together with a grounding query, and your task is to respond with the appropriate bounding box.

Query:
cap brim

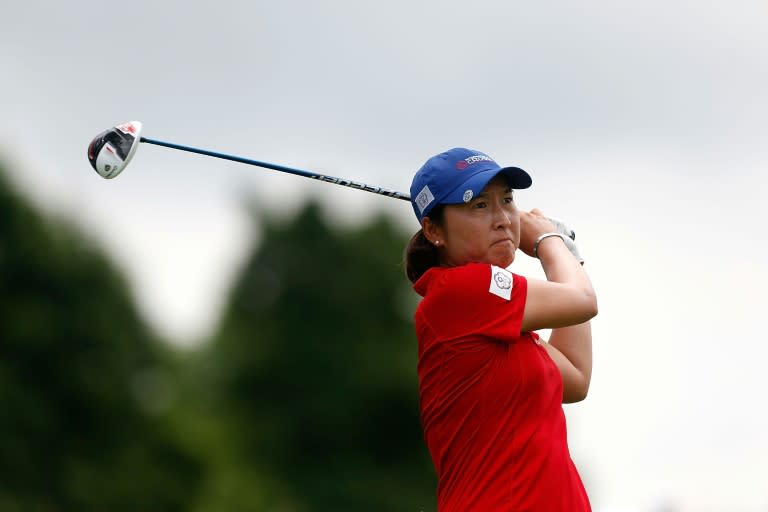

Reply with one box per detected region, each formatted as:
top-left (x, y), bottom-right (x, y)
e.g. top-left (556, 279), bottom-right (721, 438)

top-left (441, 165), bottom-right (532, 204)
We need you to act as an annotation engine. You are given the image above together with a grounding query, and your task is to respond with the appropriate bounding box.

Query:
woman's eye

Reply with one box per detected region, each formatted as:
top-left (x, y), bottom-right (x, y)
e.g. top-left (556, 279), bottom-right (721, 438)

top-left (474, 201), bottom-right (487, 209)
top-left (504, 196), bottom-right (514, 204)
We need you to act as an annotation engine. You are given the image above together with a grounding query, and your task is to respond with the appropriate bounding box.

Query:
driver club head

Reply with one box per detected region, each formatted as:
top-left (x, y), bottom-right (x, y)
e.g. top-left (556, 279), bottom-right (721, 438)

top-left (87, 121), bottom-right (142, 179)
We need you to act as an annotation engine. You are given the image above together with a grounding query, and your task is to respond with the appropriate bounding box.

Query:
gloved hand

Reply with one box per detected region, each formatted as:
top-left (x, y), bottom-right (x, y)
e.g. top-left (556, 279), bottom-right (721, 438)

top-left (546, 217), bottom-right (584, 265)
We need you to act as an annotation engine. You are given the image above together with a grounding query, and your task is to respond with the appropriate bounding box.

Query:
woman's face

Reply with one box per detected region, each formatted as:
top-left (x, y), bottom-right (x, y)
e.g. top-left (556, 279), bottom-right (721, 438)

top-left (424, 175), bottom-right (521, 269)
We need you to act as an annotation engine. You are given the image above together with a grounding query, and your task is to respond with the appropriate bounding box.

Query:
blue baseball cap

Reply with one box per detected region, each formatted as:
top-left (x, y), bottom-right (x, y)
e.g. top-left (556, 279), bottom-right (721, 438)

top-left (410, 148), bottom-right (532, 222)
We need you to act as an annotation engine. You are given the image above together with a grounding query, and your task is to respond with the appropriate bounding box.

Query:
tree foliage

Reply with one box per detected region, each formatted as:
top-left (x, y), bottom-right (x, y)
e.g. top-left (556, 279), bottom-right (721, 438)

top-left (179, 203), bottom-right (435, 511)
top-left (0, 167), bottom-right (201, 511)
top-left (0, 161), bottom-right (434, 511)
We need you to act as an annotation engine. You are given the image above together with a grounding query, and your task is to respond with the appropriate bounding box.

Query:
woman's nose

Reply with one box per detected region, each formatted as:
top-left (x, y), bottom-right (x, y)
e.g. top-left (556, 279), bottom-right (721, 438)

top-left (493, 205), bottom-right (513, 227)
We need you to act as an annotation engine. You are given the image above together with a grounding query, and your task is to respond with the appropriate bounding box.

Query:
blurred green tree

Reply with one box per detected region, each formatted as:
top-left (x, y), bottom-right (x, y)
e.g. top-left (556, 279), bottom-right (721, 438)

top-left (180, 202), bottom-right (435, 512)
top-left (0, 166), bottom-right (202, 511)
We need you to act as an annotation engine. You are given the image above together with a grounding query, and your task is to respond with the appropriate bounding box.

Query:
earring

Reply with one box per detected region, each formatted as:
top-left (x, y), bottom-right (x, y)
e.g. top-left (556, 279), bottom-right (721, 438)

top-left (434, 240), bottom-right (440, 246)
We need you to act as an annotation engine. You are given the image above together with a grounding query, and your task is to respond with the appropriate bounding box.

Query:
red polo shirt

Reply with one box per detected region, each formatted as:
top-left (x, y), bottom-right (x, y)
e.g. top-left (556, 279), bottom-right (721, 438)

top-left (413, 263), bottom-right (591, 512)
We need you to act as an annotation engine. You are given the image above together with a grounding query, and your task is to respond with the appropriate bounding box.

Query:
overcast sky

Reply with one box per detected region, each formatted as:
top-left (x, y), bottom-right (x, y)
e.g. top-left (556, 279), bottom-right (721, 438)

top-left (2, 1), bottom-right (767, 510)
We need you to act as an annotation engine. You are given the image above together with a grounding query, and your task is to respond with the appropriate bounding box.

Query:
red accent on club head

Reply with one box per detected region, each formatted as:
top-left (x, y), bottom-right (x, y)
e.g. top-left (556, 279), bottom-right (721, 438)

top-left (117, 122), bottom-right (137, 134)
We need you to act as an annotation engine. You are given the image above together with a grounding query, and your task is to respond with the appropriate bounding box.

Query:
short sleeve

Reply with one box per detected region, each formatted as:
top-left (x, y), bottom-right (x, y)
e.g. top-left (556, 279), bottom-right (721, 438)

top-left (419, 263), bottom-right (528, 344)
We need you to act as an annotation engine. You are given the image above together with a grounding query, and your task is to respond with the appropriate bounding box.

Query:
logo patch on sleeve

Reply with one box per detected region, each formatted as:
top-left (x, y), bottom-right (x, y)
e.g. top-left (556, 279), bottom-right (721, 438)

top-left (489, 265), bottom-right (513, 300)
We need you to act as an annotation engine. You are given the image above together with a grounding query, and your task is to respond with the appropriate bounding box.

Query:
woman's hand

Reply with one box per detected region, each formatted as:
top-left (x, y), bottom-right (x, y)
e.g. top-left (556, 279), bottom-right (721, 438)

top-left (519, 208), bottom-right (557, 257)
top-left (519, 208), bottom-right (597, 333)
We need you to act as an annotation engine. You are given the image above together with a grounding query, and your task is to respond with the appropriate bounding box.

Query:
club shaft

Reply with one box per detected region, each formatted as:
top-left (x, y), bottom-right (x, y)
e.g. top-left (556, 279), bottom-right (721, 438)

top-left (139, 137), bottom-right (411, 201)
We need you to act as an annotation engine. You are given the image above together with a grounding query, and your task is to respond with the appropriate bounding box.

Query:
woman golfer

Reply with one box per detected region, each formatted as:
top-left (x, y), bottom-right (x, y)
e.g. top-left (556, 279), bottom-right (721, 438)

top-left (406, 148), bottom-right (597, 511)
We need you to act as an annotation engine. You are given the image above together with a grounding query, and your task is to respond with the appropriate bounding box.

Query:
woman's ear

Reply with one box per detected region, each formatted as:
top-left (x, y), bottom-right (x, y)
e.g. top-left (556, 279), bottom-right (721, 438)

top-left (422, 217), bottom-right (443, 247)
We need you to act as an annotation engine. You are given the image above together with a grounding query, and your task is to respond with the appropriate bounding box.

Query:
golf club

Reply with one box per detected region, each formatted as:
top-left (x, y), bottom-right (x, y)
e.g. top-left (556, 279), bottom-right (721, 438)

top-left (87, 121), bottom-right (411, 201)
top-left (86, 121), bottom-right (577, 245)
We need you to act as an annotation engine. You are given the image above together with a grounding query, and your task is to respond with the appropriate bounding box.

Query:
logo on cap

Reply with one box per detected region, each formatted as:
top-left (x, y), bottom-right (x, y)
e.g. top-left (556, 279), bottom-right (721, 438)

top-left (463, 190), bottom-right (473, 202)
top-left (456, 154), bottom-right (495, 170)
top-left (415, 185), bottom-right (435, 214)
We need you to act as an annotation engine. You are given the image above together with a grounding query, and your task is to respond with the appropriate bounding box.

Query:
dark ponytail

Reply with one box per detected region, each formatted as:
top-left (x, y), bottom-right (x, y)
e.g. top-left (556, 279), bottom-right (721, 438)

top-left (404, 205), bottom-right (445, 283)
